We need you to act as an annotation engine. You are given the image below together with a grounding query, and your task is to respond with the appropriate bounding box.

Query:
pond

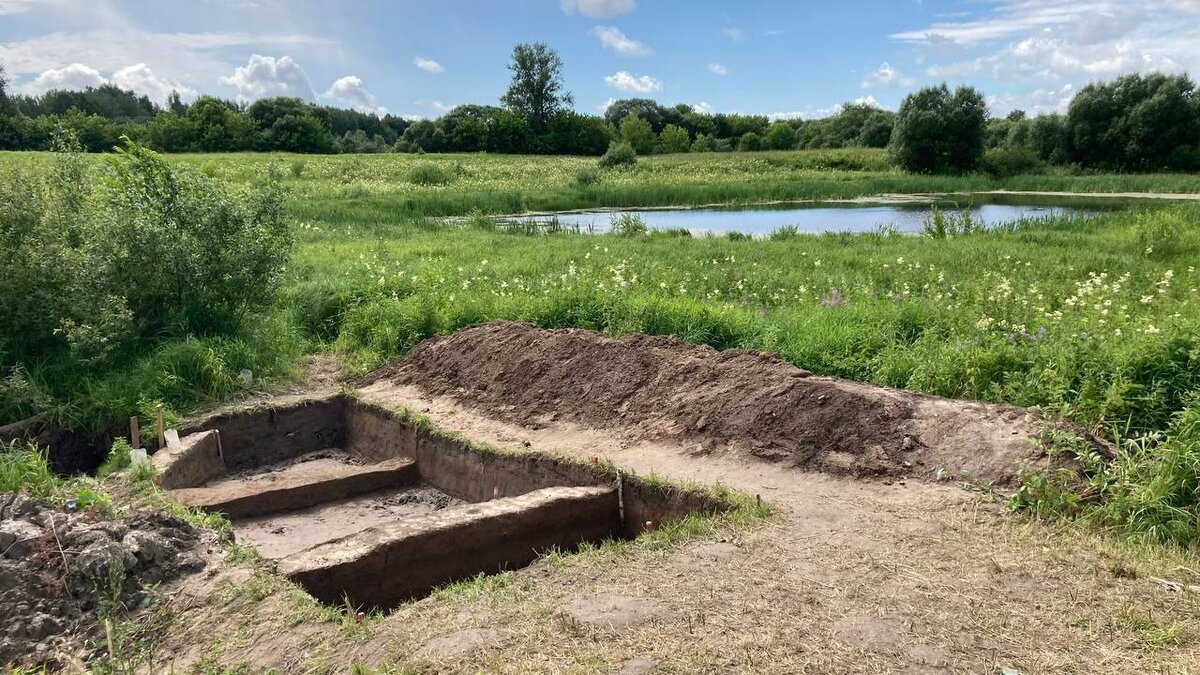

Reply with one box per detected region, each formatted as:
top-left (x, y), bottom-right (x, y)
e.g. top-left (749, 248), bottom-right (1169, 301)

top-left (501, 195), bottom-right (1114, 236)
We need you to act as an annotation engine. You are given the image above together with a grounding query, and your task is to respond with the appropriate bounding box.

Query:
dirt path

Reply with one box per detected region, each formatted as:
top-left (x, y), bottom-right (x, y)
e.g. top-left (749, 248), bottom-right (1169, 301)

top-left (354, 380), bottom-right (1199, 674)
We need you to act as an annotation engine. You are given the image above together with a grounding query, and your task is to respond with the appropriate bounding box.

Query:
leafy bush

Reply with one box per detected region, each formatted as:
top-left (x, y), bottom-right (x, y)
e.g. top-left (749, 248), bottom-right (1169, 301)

top-left (0, 134), bottom-right (291, 373)
top-left (770, 224), bottom-right (800, 240)
top-left (408, 162), bottom-right (454, 185)
top-left (619, 113), bottom-right (655, 155)
top-left (1134, 210), bottom-right (1185, 256)
top-left (737, 132), bottom-right (763, 152)
top-left (609, 212), bottom-right (648, 236)
top-left (982, 147), bottom-right (1042, 177)
top-left (598, 141), bottom-right (637, 168)
top-left (574, 166), bottom-right (601, 187)
top-left (660, 124), bottom-right (691, 154)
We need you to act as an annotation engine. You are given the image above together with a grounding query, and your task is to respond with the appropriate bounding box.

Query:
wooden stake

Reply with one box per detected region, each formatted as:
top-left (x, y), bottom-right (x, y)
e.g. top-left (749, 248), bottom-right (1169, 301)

top-left (214, 429), bottom-right (224, 463)
top-left (155, 404), bottom-right (165, 450)
top-left (129, 416), bottom-right (140, 450)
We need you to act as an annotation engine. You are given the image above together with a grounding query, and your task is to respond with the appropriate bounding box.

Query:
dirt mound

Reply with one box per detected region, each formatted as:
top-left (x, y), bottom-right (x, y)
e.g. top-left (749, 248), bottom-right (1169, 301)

top-left (368, 321), bottom-right (1083, 483)
top-left (0, 492), bottom-right (208, 667)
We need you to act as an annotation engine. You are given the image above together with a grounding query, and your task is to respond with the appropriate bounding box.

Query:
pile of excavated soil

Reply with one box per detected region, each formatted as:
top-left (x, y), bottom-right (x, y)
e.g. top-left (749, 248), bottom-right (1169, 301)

top-left (0, 492), bottom-right (209, 667)
top-left (368, 321), bottom-right (1098, 483)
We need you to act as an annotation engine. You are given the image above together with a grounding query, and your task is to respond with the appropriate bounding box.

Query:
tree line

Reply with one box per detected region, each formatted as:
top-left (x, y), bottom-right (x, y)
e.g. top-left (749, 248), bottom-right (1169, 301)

top-left (2, 46), bottom-right (1199, 173)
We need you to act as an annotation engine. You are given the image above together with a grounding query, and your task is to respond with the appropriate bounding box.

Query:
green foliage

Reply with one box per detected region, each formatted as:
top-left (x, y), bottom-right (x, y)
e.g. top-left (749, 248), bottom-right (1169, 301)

top-left (1134, 210), bottom-right (1185, 256)
top-left (500, 42), bottom-right (574, 130)
top-left (407, 161), bottom-right (454, 186)
top-left (619, 113), bottom-right (655, 155)
top-left (98, 438), bottom-right (133, 479)
top-left (982, 146), bottom-right (1042, 177)
top-left (0, 442), bottom-right (62, 497)
top-left (797, 102), bottom-right (896, 149)
top-left (660, 124), bottom-right (691, 153)
top-left (921, 206), bottom-right (984, 238)
top-left (890, 84), bottom-right (988, 173)
top-left (0, 136), bottom-right (295, 427)
top-left (598, 140), bottom-right (637, 168)
top-left (765, 122), bottom-right (797, 150)
top-left (609, 212), bottom-right (649, 237)
top-left (1013, 397), bottom-right (1200, 547)
top-left (574, 166), bottom-right (601, 187)
top-left (737, 132), bottom-right (763, 152)
top-left (1067, 72), bottom-right (1200, 171)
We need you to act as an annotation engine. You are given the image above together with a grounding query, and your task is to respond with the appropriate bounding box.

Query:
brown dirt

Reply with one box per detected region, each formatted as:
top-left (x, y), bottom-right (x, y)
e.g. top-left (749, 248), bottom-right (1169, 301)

top-left (0, 492), bottom-right (209, 668)
top-left (366, 321), bottom-right (1084, 483)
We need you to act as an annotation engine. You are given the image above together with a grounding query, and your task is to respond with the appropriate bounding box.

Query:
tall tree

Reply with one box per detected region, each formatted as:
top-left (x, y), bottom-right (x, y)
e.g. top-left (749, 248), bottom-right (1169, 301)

top-left (500, 43), bottom-right (573, 131)
top-left (889, 84), bottom-right (987, 174)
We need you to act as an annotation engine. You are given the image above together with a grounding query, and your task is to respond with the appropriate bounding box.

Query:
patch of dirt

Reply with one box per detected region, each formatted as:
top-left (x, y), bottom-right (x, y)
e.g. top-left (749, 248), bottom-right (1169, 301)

top-left (0, 492), bottom-right (208, 667)
top-left (416, 628), bottom-right (506, 658)
top-left (558, 595), bottom-right (670, 630)
top-left (367, 321), bottom-right (1093, 483)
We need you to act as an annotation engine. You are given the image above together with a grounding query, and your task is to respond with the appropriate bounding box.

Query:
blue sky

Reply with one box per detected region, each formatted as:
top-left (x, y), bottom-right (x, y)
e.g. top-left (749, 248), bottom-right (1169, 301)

top-left (2, 0), bottom-right (1199, 119)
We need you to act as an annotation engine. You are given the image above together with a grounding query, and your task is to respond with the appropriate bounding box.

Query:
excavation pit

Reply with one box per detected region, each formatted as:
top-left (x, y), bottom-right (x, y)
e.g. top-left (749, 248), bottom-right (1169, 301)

top-left (156, 395), bottom-right (726, 609)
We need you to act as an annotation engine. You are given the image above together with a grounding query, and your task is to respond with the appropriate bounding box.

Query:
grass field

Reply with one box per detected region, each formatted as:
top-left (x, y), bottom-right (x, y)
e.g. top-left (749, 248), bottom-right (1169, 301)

top-left (3, 148), bottom-right (1199, 544)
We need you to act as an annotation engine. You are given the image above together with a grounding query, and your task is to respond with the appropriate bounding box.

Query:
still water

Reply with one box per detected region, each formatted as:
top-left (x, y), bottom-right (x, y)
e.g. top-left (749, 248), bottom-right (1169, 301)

top-left (503, 198), bottom-right (1097, 236)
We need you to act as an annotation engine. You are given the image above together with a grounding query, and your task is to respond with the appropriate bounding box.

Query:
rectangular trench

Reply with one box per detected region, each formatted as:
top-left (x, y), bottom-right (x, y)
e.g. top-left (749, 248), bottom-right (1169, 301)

top-left (162, 394), bottom-right (729, 609)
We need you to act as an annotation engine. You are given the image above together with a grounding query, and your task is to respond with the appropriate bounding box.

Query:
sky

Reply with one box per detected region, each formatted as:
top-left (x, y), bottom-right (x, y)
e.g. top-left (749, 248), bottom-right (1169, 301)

top-left (2, 0), bottom-right (1199, 120)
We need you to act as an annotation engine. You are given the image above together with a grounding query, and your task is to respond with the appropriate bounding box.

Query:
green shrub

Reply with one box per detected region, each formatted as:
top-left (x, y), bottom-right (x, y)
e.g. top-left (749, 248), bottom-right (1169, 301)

top-left (609, 212), bottom-right (649, 236)
top-left (574, 166), bottom-right (601, 187)
top-left (408, 162), bottom-right (454, 186)
top-left (598, 141), bottom-right (637, 168)
top-left (737, 132), bottom-right (763, 152)
top-left (98, 438), bottom-right (133, 478)
top-left (0, 133), bottom-right (292, 375)
top-left (982, 147), bottom-right (1042, 177)
top-left (1134, 210), bottom-right (1185, 256)
top-left (289, 159), bottom-right (305, 178)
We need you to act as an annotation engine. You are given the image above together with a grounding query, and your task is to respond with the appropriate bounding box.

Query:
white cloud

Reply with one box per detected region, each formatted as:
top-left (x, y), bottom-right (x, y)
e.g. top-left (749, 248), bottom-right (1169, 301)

top-left (722, 27), bottom-right (746, 42)
top-left (111, 63), bottom-right (195, 104)
top-left (416, 99), bottom-right (451, 113)
top-left (591, 26), bottom-right (652, 57)
top-left (220, 54), bottom-right (315, 102)
top-left (21, 63), bottom-right (106, 94)
top-left (604, 70), bottom-right (662, 93)
top-left (693, 101), bottom-right (714, 114)
top-left (560, 0), bottom-right (635, 18)
top-left (324, 75), bottom-right (386, 115)
top-left (0, 30), bottom-right (333, 83)
top-left (769, 96), bottom-right (885, 121)
top-left (414, 56), bottom-right (444, 74)
top-left (0, 0), bottom-right (42, 14)
top-left (987, 83), bottom-right (1077, 116)
top-left (708, 63), bottom-right (729, 76)
top-left (862, 61), bottom-right (915, 88)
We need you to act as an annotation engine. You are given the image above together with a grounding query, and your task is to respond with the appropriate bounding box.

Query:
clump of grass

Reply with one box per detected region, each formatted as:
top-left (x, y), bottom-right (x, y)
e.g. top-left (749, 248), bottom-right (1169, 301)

top-left (289, 159), bottom-right (305, 179)
top-left (922, 205), bottom-right (985, 238)
top-left (0, 441), bottom-right (62, 497)
top-left (770, 224), bottom-right (800, 240)
top-left (408, 162), bottom-right (454, 186)
top-left (97, 438), bottom-right (133, 479)
top-left (1012, 396), bottom-right (1200, 547)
